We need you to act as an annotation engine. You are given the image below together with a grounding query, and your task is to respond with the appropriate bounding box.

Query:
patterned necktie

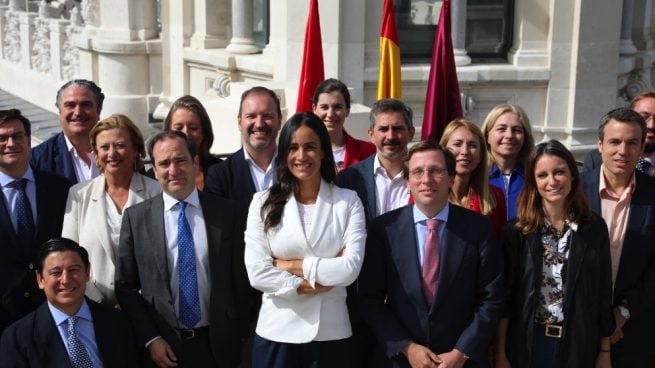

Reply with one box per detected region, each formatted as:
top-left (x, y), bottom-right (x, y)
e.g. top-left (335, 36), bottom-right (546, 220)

top-left (636, 158), bottom-right (655, 176)
top-left (422, 219), bottom-right (441, 307)
top-left (9, 178), bottom-right (35, 246)
top-left (67, 316), bottom-right (93, 368)
top-left (177, 201), bottom-right (201, 328)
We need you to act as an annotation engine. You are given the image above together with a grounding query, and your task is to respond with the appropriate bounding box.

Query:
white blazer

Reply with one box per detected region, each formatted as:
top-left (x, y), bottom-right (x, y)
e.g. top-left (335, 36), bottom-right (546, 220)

top-left (245, 180), bottom-right (366, 343)
top-left (62, 173), bottom-right (161, 305)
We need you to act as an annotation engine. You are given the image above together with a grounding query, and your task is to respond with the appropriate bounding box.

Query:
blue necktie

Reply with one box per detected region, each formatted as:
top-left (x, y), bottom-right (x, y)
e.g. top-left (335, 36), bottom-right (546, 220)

top-left (67, 316), bottom-right (93, 368)
top-left (177, 201), bottom-right (201, 328)
top-left (9, 178), bottom-right (34, 247)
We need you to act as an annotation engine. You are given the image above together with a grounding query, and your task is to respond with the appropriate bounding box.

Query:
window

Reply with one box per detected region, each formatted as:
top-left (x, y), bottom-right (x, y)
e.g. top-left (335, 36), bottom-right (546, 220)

top-left (394, 0), bottom-right (514, 63)
top-left (253, 0), bottom-right (269, 48)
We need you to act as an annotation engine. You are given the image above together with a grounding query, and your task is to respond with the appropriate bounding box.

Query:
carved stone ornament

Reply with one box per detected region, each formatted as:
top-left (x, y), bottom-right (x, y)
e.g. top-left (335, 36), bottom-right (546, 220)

top-left (3, 10), bottom-right (20, 62)
top-left (62, 24), bottom-right (79, 79)
top-left (80, 0), bottom-right (98, 27)
top-left (212, 74), bottom-right (231, 98)
top-left (31, 16), bottom-right (51, 72)
top-left (619, 69), bottom-right (651, 103)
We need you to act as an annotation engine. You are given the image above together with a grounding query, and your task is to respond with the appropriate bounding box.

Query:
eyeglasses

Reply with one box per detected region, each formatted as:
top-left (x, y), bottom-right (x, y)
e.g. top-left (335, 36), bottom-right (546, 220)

top-left (0, 132), bottom-right (28, 144)
top-left (409, 167), bottom-right (448, 180)
top-left (638, 112), bottom-right (655, 122)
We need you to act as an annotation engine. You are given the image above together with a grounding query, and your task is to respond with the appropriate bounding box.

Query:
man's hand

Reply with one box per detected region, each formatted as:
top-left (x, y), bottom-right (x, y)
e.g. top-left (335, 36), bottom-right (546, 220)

top-left (402, 341), bottom-right (441, 368)
top-left (610, 307), bottom-right (627, 344)
top-left (148, 338), bottom-right (178, 367)
top-left (437, 349), bottom-right (468, 368)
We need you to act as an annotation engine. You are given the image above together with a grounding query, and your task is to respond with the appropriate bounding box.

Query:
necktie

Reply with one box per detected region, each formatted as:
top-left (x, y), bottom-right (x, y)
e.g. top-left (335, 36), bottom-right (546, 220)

top-left (177, 201), bottom-right (201, 328)
top-left (422, 219), bottom-right (441, 307)
top-left (9, 178), bottom-right (35, 246)
top-left (67, 316), bottom-right (93, 368)
top-left (636, 158), bottom-right (655, 176)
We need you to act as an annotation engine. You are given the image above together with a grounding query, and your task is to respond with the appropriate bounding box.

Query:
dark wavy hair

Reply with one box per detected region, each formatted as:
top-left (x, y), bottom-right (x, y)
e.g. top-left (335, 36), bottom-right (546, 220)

top-left (312, 78), bottom-right (351, 110)
top-left (163, 95), bottom-right (214, 164)
top-left (515, 139), bottom-right (592, 234)
top-left (261, 112), bottom-right (335, 232)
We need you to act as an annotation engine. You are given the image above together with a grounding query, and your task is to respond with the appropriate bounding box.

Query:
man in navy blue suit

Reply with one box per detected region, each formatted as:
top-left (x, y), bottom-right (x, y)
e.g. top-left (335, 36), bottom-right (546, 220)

top-left (582, 107), bottom-right (655, 367)
top-left (359, 141), bottom-right (503, 368)
top-left (0, 238), bottom-right (137, 367)
top-left (204, 86), bottom-right (282, 203)
top-left (30, 79), bottom-right (103, 184)
top-left (0, 109), bottom-right (71, 334)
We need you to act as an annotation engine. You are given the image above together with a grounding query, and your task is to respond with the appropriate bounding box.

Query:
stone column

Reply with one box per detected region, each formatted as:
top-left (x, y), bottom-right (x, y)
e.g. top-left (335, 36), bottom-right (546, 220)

top-left (620, 0), bottom-right (638, 54)
top-left (226, 0), bottom-right (259, 54)
top-left (190, 0), bottom-right (229, 48)
top-left (18, 11), bottom-right (36, 68)
top-left (508, 0), bottom-right (549, 66)
top-left (631, 0), bottom-right (653, 50)
top-left (451, 0), bottom-right (470, 66)
top-left (49, 19), bottom-right (68, 80)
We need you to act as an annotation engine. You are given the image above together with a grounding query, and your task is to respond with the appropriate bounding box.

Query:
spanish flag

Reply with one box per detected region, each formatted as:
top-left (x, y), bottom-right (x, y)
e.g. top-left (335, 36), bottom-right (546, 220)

top-left (377, 0), bottom-right (401, 99)
top-left (296, 0), bottom-right (325, 113)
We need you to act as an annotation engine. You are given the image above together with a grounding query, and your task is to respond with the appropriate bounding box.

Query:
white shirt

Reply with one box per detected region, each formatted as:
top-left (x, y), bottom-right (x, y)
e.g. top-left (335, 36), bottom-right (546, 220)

top-left (373, 155), bottom-right (410, 216)
top-left (64, 135), bottom-right (98, 183)
top-left (0, 167), bottom-right (37, 230)
top-left (162, 189), bottom-right (211, 328)
top-left (244, 149), bottom-right (277, 192)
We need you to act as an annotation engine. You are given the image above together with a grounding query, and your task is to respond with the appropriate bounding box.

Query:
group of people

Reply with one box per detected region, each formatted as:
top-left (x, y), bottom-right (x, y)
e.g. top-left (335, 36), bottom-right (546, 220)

top-left (0, 77), bottom-right (653, 368)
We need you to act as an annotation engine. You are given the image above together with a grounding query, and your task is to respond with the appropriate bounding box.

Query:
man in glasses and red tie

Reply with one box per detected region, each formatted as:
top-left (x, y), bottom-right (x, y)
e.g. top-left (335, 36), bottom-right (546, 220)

top-left (359, 141), bottom-right (503, 368)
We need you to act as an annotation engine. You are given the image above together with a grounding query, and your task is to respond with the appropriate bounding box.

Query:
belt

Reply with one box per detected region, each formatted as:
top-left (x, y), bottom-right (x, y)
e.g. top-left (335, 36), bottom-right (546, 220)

top-left (178, 326), bottom-right (209, 341)
top-left (541, 323), bottom-right (564, 338)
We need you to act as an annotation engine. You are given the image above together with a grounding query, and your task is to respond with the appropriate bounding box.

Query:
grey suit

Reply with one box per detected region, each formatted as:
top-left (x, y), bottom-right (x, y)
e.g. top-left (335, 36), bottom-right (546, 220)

top-left (115, 191), bottom-right (251, 367)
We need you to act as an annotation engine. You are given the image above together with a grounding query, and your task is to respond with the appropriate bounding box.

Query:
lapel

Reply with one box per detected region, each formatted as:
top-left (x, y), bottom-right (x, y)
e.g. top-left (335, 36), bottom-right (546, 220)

top-left (389, 206), bottom-right (426, 309)
top-left (431, 206), bottom-right (468, 312)
top-left (33, 303), bottom-right (71, 366)
top-left (0, 179), bottom-right (22, 256)
top-left (279, 188), bottom-right (317, 256)
top-left (305, 180), bottom-right (333, 249)
top-left (56, 133), bottom-right (78, 184)
top-left (199, 191), bottom-right (223, 270)
top-left (88, 177), bottom-right (114, 262)
top-left (88, 298), bottom-right (114, 365)
top-left (146, 195), bottom-right (172, 294)
top-left (361, 156), bottom-right (378, 220)
top-left (563, 225), bottom-right (587, 313)
top-left (582, 168), bottom-right (602, 214)
top-left (234, 148), bottom-right (258, 198)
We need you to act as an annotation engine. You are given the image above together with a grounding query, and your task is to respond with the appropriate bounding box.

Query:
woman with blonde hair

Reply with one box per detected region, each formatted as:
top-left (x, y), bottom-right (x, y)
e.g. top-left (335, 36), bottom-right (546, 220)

top-left (440, 118), bottom-right (506, 237)
top-left (482, 104), bottom-right (535, 220)
top-left (62, 114), bottom-right (161, 306)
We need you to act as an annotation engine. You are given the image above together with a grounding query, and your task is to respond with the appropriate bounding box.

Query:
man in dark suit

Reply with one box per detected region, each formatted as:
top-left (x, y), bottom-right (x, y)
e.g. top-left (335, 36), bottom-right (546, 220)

top-left (582, 107), bottom-right (655, 367)
top-left (337, 98), bottom-right (415, 222)
top-left (0, 238), bottom-right (137, 367)
top-left (0, 109), bottom-right (71, 334)
top-left (359, 141), bottom-right (503, 368)
top-left (30, 79), bottom-right (104, 184)
top-left (204, 86), bottom-right (282, 203)
top-left (116, 131), bottom-right (251, 367)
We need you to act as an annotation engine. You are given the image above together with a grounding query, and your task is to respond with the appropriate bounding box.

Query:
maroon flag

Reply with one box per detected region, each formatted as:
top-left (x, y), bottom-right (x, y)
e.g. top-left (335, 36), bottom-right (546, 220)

top-left (296, 0), bottom-right (325, 112)
top-left (421, 0), bottom-right (463, 141)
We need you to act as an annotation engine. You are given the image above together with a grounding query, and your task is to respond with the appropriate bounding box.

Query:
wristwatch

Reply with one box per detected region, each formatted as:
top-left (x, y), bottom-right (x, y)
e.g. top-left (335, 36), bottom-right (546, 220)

top-left (618, 305), bottom-right (630, 320)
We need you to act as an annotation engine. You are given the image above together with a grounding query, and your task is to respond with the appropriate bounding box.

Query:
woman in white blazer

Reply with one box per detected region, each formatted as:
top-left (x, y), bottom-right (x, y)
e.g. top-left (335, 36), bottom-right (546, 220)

top-left (245, 112), bottom-right (366, 367)
top-left (62, 114), bottom-right (160, 306)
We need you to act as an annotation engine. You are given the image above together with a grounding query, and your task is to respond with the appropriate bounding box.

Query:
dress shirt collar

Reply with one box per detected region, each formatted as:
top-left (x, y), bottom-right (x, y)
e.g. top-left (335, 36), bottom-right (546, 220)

top-left (0, 165), bottom-right (34, 186)
top-left (373, 154), bottom-right (404, 180)
top-left (163, 188), bottom-right (201, 212)
top-left (489, 163), bottom-right (524, 178)
top-left (48, 298), bottom-right (93, 325)
top-left (412, 202), bottom-right (450, 225)
top-left (598, 164), bottom-right (636, 199)
top-left (243, 147), bottom-right (277, 171)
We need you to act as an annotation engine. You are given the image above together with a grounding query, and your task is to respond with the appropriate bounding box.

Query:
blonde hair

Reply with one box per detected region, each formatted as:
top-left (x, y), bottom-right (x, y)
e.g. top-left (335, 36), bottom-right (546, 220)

top-left (89, 114), bottom-right (145, 173)
top-left (481, 104), bottom-right (534, 169)
top-left (440, 119), bottom-right (496, 215)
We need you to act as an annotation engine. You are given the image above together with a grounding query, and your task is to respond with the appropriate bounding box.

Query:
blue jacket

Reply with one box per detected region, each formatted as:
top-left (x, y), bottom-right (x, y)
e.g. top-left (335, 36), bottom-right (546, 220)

top-left (488, 163), bottom-right (524, 221)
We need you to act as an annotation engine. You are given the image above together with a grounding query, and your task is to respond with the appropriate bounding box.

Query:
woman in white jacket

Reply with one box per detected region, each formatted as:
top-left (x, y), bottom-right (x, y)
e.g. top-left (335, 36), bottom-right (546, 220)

top-left (245, 112), bottom-right (366, 367)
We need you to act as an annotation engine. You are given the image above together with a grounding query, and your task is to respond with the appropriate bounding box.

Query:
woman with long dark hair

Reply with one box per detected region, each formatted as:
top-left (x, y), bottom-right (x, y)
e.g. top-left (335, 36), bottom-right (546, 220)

top-left (244, 112), bottom-right (366, 367)
top-left (496, 140), bottom-right (613, 368)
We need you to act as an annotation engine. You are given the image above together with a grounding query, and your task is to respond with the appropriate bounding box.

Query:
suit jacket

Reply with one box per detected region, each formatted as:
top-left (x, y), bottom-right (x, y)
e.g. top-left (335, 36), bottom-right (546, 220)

top-left (204, 148), bottom-right (259, 203)
top-left (581, 149), bottom-right (602, 173)
top-left (582, 168), bottom-right (655, 363)
top-left (62, 173), bottom-right (161, 305)
top-left (359, 204), bottom-right (504, 368)
top-left (342, 130), bottom-right (376, 170)
top-left (244, 180), bottom-right (366, 343)
top-left (0, 298), bottom-right (138, 368)
top-left (115, 191), bottom-right (251, 367)
top-left (30, 133), bottom-right (78, 184)
top-left (0, 169), bottom-right (71, 334)
top-left (337, 155), bottom-right (378, 222)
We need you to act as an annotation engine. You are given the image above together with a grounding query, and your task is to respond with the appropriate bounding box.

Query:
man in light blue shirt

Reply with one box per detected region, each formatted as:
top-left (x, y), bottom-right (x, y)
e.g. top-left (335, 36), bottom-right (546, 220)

top-left (0, 238), bottom-right (137, 367)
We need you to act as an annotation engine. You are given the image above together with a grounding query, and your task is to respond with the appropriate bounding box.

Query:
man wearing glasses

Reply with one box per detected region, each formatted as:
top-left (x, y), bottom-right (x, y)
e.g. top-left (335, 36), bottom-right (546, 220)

top-left (359, 141), bottom-right (503, 368)
top-left (0, 109), bottom-right (71, 334)
top-left (583, 90), bottom-right (655, 176)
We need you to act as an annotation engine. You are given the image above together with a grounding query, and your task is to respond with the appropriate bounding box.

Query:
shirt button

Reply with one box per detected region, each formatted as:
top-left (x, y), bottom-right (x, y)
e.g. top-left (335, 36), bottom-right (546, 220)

top-left (23, 292), bottom-right (30, 298)
top-left (28, 263), bottom-right (34, 270)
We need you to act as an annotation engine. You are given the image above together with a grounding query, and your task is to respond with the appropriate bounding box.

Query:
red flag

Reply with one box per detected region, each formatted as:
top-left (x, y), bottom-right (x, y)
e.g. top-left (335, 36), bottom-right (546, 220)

top-left (296, 0), bottom-right (325, 112)
top-left (377, 0), bottom-right (402, 99)
top-left (421, 0), bottom-right (463, 141)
